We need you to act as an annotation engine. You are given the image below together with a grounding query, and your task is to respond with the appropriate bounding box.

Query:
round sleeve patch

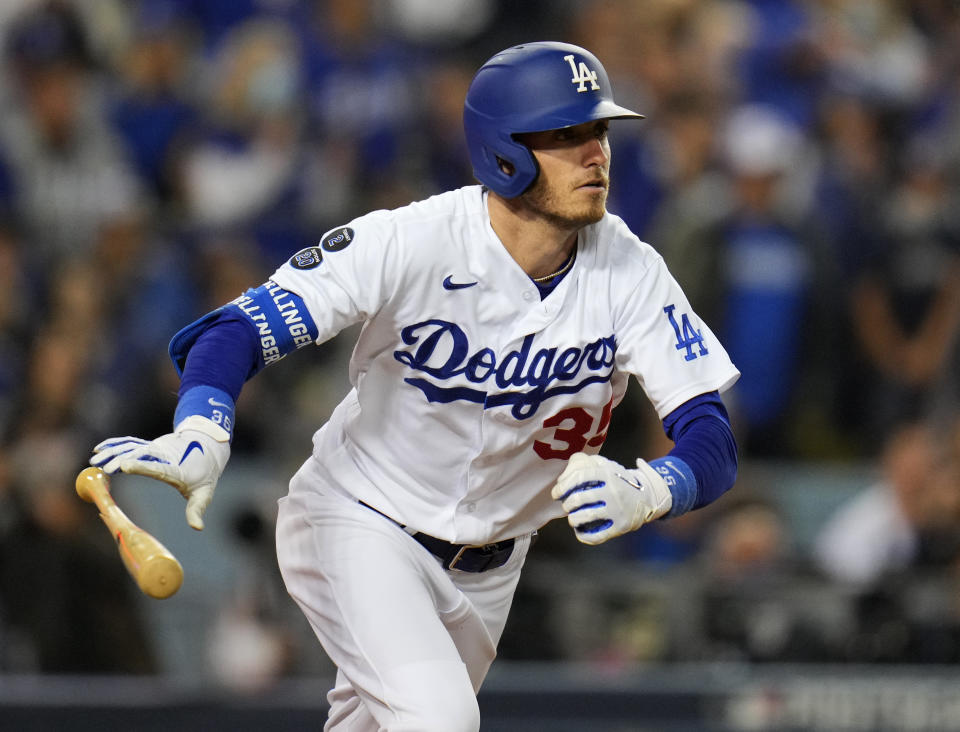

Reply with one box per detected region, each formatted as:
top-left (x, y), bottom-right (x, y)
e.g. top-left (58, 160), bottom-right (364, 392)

top-left (322, 227), bottom-right (354, 252)
top-left (290, 246), bottom-right (323, 270)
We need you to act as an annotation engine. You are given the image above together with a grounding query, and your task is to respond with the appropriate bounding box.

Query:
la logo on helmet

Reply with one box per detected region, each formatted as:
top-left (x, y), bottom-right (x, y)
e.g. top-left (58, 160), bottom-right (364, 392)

top-left (563, 54), bottom-right (600, 92)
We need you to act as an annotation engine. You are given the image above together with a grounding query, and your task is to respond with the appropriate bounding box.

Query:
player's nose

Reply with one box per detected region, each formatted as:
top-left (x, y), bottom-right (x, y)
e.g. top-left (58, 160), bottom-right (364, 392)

top-left (581, 135), bottom-right (609, 166)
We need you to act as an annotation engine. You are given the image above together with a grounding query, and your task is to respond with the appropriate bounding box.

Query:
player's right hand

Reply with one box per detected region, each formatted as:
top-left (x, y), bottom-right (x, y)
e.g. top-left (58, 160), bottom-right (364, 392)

top-left (90, 415), bottom-right (231, 531)
top-left (551, 452), bottom-right (673, 545)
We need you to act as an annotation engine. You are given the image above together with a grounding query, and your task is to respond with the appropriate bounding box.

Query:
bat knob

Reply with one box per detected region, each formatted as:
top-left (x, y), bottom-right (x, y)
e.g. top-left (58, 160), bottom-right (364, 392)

top-left (76, 466), bottom-right (107, 502)
top-left (139, 555), bottom-right (185, 599)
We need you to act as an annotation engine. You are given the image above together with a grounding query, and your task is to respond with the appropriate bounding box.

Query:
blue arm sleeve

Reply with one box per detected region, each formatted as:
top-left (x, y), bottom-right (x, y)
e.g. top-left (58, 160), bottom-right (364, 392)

top-left (177, 314), bottom-right (258, 402)
top-left (171, 314), bottom-right (258, 440)
top-left (168, 282), bottom-right (318, 439)
top-left (648, 391), bottom-right (738, 518)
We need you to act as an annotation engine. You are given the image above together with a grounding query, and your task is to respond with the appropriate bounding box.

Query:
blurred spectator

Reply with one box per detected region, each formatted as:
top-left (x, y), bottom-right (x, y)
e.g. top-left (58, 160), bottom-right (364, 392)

top-left (735, 0), bottom-right (826, 126)
top-left (107, 0), bottom-right (200, 205)
top-left (702, 497), bottom-right (793, 581)
top-left (411, 56), bottom-right (476, 194)
top-left (175, 17), bottom-right (311, 262)
top-left (813, 419), bottom-right (960, 587)
top-left (817, 0), bottom-right (932, 115)
top-left (380, 0), bottom-right (496, 48)
top-left (657, 103), bottom-right (835, 457)
top-left (86, 213), bottom-right (199, 436)
top-left (0, 1), bottom-right (143, 267)
top-left (0, 223), bottom-right (32, 441)
top-left (12, 315), bottom-right (99, 441)
top-left (644, 91), bottom-right (730, 310)
top-left (697, 496), bottom-right (838, 662)
top-left (0, 431), bottom-right (156, 673)
top-left (299, 0), bottom-right (424, 215)
top-left (814, 417), bottom-right (960, 663)
top-left (848, 136), bottom-right (960, 445)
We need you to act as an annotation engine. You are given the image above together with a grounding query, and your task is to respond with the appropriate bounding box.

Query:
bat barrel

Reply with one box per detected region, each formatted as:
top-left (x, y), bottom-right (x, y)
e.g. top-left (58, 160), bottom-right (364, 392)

top-left (131, 553), bottom-right (184, 599)
top-left (75, 465), bottom-right (184, 599)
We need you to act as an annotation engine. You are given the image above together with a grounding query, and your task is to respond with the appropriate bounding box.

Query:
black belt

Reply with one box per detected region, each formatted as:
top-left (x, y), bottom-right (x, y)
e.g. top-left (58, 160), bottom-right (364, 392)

top-left (359, 501), bottom-right (515, 573)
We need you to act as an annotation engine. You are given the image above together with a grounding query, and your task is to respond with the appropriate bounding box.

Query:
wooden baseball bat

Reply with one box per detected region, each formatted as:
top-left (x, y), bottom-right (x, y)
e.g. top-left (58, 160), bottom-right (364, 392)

top-left (75, 466), bottom-right (183, 599)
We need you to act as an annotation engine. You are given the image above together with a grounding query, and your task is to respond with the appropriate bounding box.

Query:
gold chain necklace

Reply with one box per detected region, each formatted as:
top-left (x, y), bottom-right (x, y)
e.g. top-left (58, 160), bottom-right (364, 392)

top-left (531, 252), bottom-right (576, 283)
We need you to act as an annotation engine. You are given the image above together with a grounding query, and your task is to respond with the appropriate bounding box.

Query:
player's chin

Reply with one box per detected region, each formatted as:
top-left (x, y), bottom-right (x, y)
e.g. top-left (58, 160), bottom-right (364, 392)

top-left (575, 188), bottom-right (607, 217)
top-left (575, 200), bottom-right (606, 225)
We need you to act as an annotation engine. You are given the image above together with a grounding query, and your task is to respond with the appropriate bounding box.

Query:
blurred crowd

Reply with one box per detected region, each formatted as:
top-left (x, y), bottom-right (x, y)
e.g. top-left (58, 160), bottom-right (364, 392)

top-left (1, 0), bottom-right (960, 679)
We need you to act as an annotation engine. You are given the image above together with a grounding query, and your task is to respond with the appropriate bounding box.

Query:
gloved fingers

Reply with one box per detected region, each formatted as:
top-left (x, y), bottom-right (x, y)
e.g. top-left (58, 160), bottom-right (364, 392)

top-left (554, 451), bottom-right (600, 482)
top-left (92, 436), bottom-right (150, 454)
top-left (554, 476), bottom-right (605, 502)
top-left (115, 452), bottom-right (185, 490)
top-left (566, 503), bottom-right (609, 528)
top-left (185, 483), bottom-right (214, 531)
top-left (571, 517), bottom-right (614, 545)
top-left (90, 451), bottom-right (131, 473)
top-left (94, 448), bottom-right (170, 475)
top-left (90, 437), bottom-right (151, 471)
top-left (558, 482), bottom-right (607, 512)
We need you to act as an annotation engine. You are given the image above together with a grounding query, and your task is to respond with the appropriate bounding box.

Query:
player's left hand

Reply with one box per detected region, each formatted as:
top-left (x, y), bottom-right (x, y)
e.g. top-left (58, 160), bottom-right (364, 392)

top-left (551, 452), bottom-right (672, 545)
top-left (90, 415), bottom-right (230, 531)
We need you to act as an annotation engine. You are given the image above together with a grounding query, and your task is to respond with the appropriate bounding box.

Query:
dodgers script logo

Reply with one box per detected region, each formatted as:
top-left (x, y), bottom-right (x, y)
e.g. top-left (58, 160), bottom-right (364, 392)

top-left (393, 319), bottom-right (616, 419)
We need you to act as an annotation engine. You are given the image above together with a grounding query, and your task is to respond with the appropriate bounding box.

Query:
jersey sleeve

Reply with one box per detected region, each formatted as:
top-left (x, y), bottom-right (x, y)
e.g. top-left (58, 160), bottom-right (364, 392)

top-left (615, 254), bottom-right (740, 419)
top-left (269, 215), bottom-right (399, 344)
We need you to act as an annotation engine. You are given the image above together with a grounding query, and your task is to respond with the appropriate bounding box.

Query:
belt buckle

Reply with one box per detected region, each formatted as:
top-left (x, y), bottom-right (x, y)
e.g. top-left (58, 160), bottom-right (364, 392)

top-left (447, 545), bottom-right (470, 571)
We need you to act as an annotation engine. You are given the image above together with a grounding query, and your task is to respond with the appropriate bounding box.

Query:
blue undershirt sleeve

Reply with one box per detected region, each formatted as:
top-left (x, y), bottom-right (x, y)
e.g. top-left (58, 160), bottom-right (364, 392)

top-left (648, 391), bottom-right (738, 518)
top-left (171, 314), bottom-right (260, 440)
top-left (177, 314), bottom-right (259, 402)
top-left (168, 281), bottom-right (318, 441)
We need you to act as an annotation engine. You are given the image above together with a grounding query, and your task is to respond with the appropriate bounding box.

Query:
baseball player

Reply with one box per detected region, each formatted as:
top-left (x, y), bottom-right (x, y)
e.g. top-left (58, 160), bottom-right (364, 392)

top-left (91, 42), bottom-right (740, 730)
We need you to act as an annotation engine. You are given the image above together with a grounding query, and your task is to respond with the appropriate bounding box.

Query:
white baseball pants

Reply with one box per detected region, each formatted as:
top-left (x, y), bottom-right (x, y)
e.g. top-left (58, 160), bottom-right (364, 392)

top-left (275, 458), bottom-right (531, 731)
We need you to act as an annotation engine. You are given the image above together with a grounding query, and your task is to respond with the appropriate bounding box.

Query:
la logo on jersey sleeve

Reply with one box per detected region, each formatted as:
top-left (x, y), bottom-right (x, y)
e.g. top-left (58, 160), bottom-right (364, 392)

top-left (663, 304), bottom-right (708, 361)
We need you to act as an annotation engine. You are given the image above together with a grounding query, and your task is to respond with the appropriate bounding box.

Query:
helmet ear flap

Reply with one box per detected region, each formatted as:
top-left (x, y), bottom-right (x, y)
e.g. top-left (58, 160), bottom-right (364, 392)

top-left (464, 121), bottom-right (540, 198)
top-left (488, 136), bottom-right (540, 198)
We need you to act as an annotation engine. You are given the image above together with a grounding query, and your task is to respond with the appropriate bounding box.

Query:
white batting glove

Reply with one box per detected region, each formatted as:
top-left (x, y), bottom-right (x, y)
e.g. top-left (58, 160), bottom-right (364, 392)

top-left (551, 452), bottom-right (673, 545)
top-left (90, 415), bottom-right (230, 531)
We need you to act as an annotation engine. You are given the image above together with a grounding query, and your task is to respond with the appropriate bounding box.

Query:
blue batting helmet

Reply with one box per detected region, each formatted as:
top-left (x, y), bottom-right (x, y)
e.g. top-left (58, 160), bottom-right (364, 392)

top-left (463, 41), bottom-right (644, 198)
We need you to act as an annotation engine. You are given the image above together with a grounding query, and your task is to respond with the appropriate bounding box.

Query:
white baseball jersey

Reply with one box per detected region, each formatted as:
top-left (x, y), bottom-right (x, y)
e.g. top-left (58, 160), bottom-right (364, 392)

top-left (271, 185), bottom-right (739, 544)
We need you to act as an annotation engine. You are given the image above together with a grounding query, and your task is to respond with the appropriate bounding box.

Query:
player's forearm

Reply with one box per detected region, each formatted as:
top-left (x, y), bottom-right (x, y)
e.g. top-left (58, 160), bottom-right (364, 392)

top-left (178, 315), bottom-right (259, 402)
top-left (657, 392), bottom-right (738, 517)
top-left (173, 315), bottom-right (260, 440)
top-left (659, 412), bottom-right (738, 515)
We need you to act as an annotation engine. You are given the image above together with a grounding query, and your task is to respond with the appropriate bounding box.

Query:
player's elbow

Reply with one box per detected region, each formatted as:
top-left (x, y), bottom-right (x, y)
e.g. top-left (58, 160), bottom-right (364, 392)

top-left (719, 423), bottom-right (739, 496)
top-left (687, 414), bottom-right (739, 511)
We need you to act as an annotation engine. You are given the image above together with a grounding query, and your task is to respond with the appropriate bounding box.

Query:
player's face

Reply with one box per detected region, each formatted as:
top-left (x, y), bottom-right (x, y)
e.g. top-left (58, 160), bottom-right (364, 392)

top-left (515, 119), bottom-right (611, 229)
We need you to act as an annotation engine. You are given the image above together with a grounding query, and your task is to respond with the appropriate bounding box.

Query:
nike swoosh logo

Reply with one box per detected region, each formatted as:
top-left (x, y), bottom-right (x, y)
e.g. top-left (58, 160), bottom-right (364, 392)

top-left (179, 441), bottom-right (204, 465)
top-left (208, 397), bottom-right (231, 409)
top-left (442, 275), bottom-right (477, 290)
